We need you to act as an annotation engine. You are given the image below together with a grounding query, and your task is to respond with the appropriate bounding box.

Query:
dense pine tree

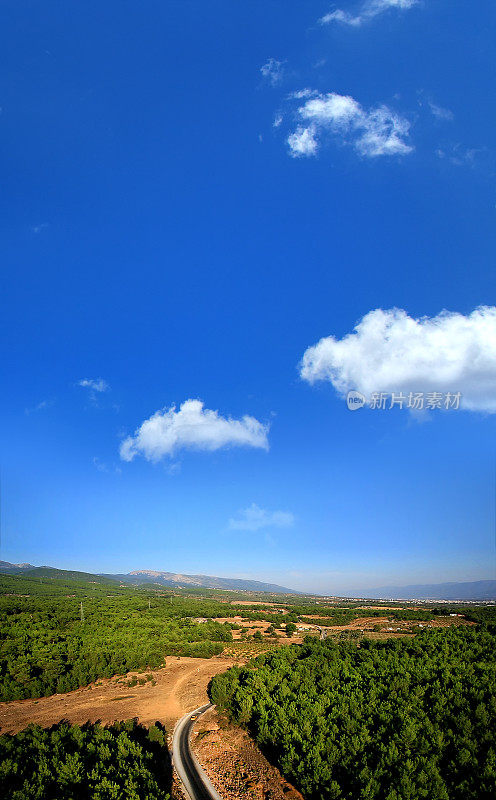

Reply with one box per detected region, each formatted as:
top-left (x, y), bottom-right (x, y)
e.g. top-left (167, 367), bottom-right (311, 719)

top-left (210, 627), bottom-right (496, 800)
top-left (0, 720), bottom-right (171, 799)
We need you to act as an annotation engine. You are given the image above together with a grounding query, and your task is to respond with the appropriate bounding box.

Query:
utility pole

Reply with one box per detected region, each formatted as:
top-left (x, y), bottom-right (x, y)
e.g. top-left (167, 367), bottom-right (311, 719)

top-left (80, 602), bottom-right (85, 623)
top-left (148, 599), bottom-right (151, 610)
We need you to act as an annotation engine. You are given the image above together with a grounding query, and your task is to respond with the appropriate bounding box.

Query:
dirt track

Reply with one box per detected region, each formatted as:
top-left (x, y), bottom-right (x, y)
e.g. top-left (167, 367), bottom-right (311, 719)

top-left (0, 656), bottom-right (238, 735)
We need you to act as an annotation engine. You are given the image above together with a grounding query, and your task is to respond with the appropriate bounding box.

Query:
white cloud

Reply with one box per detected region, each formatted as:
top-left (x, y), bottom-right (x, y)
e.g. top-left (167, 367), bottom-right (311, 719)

top-left (78, 378), bottom-right (109, 393)
top-left (320, 0), bottom-right (418, 27)
top-left (120, 399), bottom-right (269, 462)
top-left (288, 125), bottom-right (319, 156)
top-left (428, 101), bottom-right (454, 122)
top-left (290, 89), bottom-right (318, 100)
top-left (288, 91), bottom-right (412, 158)
top-left (300, 307), bottom-right (496, 412)
top-left (228, 503), bottom-right (294, 532)
top-left (260, 58), bottom-right (285, 87)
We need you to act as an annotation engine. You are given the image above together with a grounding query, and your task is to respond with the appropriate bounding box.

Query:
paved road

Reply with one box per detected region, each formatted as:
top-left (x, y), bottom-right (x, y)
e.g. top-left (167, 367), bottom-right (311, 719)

top-left (172, 703), bottom-right (224, 800)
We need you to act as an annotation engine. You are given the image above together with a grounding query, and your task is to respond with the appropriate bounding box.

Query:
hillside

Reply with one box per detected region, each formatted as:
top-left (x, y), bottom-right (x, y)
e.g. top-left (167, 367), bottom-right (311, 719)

top-left (0, 561), bottom-right (298, 595)
top-left (0, 562), bottom-right (116, 585)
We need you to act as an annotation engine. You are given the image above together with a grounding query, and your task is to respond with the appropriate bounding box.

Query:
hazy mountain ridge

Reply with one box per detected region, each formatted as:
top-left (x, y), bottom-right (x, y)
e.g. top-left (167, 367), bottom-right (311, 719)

top-left (0, 560), bottom-right (37, 572)
top-left (356, 580), bottom-right (496, 601)
top-left (103, 568), bottom-right (299, 594)
top-left (0, 561), bottom-right (298, 594)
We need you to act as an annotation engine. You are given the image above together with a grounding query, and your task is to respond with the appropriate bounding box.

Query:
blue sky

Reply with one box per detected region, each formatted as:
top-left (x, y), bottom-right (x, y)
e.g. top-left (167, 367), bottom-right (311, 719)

top-left (1, 1), bottom-right (495, 594)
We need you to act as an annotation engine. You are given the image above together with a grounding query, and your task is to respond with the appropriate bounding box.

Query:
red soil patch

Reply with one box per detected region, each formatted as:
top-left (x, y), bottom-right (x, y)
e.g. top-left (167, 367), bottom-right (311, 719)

top-left (192, 707), bottom-right (303, 800)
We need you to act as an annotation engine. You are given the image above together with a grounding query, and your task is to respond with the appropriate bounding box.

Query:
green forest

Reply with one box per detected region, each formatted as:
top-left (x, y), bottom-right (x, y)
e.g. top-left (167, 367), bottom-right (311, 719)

top-left (2, 571), bottom-right (493, 704)
top-left (0, 719), bottom-right (171, 799)
top-left (210, 626), bottom-right (496, 800)
top-left (0, 589), bottom-right (234, 700)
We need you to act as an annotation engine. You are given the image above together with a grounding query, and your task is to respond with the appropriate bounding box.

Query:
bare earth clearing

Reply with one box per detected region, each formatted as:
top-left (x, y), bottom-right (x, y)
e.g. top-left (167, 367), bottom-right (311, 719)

top-left (0, 656), bottom-right (239, 735)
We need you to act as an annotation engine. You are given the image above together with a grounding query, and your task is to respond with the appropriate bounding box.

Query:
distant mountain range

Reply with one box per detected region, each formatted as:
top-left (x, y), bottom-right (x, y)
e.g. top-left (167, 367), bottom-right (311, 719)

top-left (101, 569), bottom-right (299, 594)
top-left (0, 561), bottom-right (298, 594)
top-left (0, 560), bottom-right (37, 572)
top-left (355, 580), bottom-right (496, 601)
top-left (2, 560), bottom-right (495, 600)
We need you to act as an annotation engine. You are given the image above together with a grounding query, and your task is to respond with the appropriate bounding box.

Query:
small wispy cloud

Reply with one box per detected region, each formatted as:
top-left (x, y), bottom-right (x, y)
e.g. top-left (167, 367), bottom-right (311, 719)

top-left (77, 378), bottom-right (111, 406)
top-left (428, 101), bottom-right (454, 122)
top-left (228, 503), bottom-right (295, 532)
top-left (288, 91), bottom-right (412, 158)
top-left (78, 378), bottom-right (109, 393)
top-left (320, 0), bottom-right (418, 27)
top-left (93, 457), bottom-right (122, 475)
top-left (290, 89), bottom-right (318, 100)
top-left (260, 58), bottom-right (285, 87)
top-left (436, 144), bottom-right (484, 167)
top-left (25, 399), bottom-right (53, 415)
top-left (31, 223), bottom-right (49, 234)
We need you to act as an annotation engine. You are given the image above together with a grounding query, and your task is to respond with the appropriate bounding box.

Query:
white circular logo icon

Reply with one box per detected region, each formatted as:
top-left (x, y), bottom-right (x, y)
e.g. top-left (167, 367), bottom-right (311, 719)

top-left (346, 390), bottom-right (366, 411)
